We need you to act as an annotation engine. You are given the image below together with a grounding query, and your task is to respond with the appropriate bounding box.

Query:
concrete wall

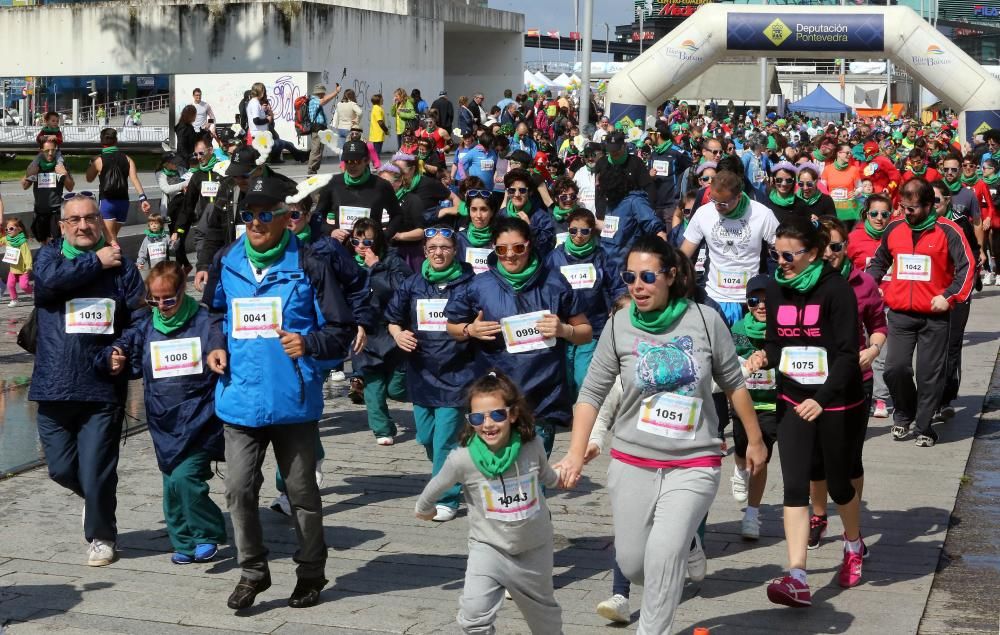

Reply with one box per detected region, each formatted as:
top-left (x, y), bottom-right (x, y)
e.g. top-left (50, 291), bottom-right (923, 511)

top-left (444, 30), bottom-right (523, 108)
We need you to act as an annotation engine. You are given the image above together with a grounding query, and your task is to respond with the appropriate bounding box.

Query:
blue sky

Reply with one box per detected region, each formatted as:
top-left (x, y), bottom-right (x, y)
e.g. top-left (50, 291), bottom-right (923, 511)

top-left (489, 0), bottom-right (635, 62)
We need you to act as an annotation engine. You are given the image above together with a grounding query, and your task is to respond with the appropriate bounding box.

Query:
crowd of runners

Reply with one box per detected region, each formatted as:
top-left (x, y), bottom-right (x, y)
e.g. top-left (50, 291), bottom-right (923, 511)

top-left (16, 82), bottom-right (987, 634)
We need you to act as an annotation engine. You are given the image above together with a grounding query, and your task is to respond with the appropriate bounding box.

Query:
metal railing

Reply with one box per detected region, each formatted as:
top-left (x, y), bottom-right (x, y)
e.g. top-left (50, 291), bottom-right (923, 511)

top-left (60, 93), bottom-right (170, 125)
top-left (0, 124), bottom-right (168, 145)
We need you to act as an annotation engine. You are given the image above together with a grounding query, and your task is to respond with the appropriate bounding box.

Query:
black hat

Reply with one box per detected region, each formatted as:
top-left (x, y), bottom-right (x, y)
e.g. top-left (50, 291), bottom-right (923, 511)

top-left (244, 176), bottom-right (294, 207)
top-left (342, 139), bottom-right (369, 162)
top-left (583, 142), bottom-right (603, 157)
top-left (506, 149), bottom-right (532, 165)
top-left (746, 274), bottom-right (770, 299)
top-left (655, 120), bottom-right (671, 138)
top-left (605, 131), bottom-right (626, 151)
top-left (226, 146), bottom-right (261, 177)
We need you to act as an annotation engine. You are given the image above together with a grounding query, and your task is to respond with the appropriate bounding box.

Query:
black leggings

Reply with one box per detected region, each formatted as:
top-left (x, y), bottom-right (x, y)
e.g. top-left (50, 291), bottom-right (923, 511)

top-left (990, 229), bottom-right (1000, 272)
top-left (777, 397), bottom-right (864, 507)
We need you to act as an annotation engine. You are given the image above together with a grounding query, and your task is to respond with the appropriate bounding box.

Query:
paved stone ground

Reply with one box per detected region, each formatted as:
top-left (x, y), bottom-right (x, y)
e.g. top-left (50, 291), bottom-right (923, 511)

top-left (0, 285), bottom-right (998, 634)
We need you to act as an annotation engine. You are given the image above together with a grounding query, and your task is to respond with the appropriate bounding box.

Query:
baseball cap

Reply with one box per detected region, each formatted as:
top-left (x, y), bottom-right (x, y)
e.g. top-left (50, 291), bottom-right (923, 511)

top-left (313, 84), bottom-right (327, 95)
top-left (506, 149), bottom-right (532, 165)
top-left (605, 131), bottom-right (626, 151)
top-left (244, 176), bottom-right (295, 207)
top-left (746, 274), bottom-right (769, 299)
top-left (226, 146), bottom-right (261, 177)
top-left (342, 140), bottom-right (369, 162)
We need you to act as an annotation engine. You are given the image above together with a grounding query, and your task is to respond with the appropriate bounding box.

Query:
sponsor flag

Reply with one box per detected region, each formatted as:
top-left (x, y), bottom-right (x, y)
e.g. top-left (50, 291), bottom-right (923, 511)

top-left (546, 30), bottom-right (561, 38)
top-left (527, 28), bottom-right (540, 37)
top-left (569, 31), bottom-right (581, 40)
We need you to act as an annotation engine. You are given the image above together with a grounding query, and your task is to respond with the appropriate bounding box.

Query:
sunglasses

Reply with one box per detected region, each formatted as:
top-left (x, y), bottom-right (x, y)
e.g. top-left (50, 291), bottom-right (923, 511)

top-left (62, 191), bottom-right (96, 201)
top-left (699, 175), bottom-right (714, 183)
top-left (145, 293), bottom-right (180, 309)
top-left (682, 207), bottom-right (693, 216)
top-left (351, 237), bottom-right (375, 247)
top-left (506, 187), bottom-right (529, 195)
top-left (747, 296), bottom-right (764, 309)
top-left (240, 207), bottom-right (288, 223)
top-left (466, 407), bottom-right (510, 426)
top-left (707, 149), bottom-right (722, 156)
top-left (424, 227), bottom-right (454, 239)
top-left (933, 196), bottom-right (950, 204)
top-left (289, 210), bottom-right (305, 221)
top-left (868, 210), bottom-right (891, 220)
top-left (828, 241), bottom-right (846, 253)
top-left (494, 242), bottom-right (529, 257)
top-left (558, 192), bottom-right (577, 201)
top-left (797, 181), bottom-right (816, 188)
top-left (620, 269), bottom-right (668, 285)
top-left (940, 167), bottom-right (960, 174)
top-left (774, 177), bottom-right (796, 185)
top-left (962, 162), bottom-right (976, 167)
top-left (769, 247), bottom-right (809, 263)
top-left (465, 189), bottom-right (491, 200)
top-left (5, 226), bottom-right (20, 233)
top-left (899, 204), bottom-right (923, 214)
top-left (193, 151), bottom-right (207, 158)
top-left (568, 227), bottom-right (592, 236)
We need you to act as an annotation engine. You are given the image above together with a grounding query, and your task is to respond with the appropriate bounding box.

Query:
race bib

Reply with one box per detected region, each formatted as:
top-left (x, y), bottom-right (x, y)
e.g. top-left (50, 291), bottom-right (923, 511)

top-left (3, 245), bottom-right (20, 265)
top-left (338, 206), bottom-right (370, 231)
top-left (895, 253), bottom-right (931, 282)
top-left (381, 209), bottom-right (390, 226)
top-left (652, 160), bottom-right (670, 177)
top-left (637, 392), bottom-right (703, 440)
top-left (695, 247), bottom-right (707, 273)
top-left (200, 180), bottom-right (220, 198)
top-left (416, 298), bottom-right (448, 332)
top-left (37, 172), bottom-right (58, 189)
top-left (231, 297), bottom-right (282, 339)
top-left (779, 346), bottom-right (829, 385)
top-left (148, 241), bottom-right (167, 262)
top-left (745, 368), bottom-right (776, 391)
top-left (500, 311), bottom-right (556, 353)
top-left (479, 159), bottom-right (495, 172)
top-left (480, 472), bottom-right (539, 522)
top-left (831, 187), bottom-right (849, 200)
top-left (465, 247), bottom-right (491, 275)
top-left (560, 263), bottom-right (597, 290)
top-left (65, 298), bottom-right (115, 335)
top-left (555, 232), bottom-right (569, 247)
top-left (716, 270), bottom-right (749, 292)
top-left (601, 215), bottom-right (620, 239)
top-left (580, 191), bottom-right (596, 211)
top-left (150, 337), bottom-right (203, 379)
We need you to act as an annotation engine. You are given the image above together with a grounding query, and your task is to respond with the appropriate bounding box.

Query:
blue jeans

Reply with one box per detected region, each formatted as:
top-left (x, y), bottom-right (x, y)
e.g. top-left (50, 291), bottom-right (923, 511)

top-left (36, 401), bottom-right (123, 542)
top-left (413, 405), bottom-right (463, 509)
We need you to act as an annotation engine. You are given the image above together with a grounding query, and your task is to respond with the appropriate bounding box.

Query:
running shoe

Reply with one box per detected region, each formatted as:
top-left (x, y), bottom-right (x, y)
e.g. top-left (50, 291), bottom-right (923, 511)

top-left (8, 299), bottom-right (20, 308)
top-left (741, 512), bottom-right (761, 540)
top-left (88, 539), bottom-right (117, 567)
top-left (376, 436), bottom-right (395, 446)
top-left (766, 576), bottom-right (811, 608)
top-left (839, 548), bottom-right (864, 588)
top-left (433, 505), bottom-right (457, 522)
top-left (939, 405), bottom-right (955, 420)
top-left (194, 543), bottom-right (218, 562)
top-left (687, 535), bottom-right (707, 582)
top-left (985, 271), bottom-right (996, 286)
top-left (596, 594), bottom-right (630, 623)
top-left (807, 514), bottom-right (827, 550)
top-left (890, 424), bottom-right (912, 440)
top-left (915, 434), bottom-right (937, 448)
top-left (872, 399), bottom-right (890, 419)
top-left (730, 465), bottom-right (749, 504)
top-left (171, 552), bottom-right (194, 565)
top-left (328, 370), bottom-right (346, 383)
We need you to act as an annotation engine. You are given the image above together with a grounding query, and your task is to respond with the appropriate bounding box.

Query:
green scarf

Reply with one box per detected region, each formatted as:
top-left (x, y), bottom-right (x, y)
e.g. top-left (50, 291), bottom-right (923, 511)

top-left (907, 164), bottom-right (927, 176)
top-left (244, 230), bottom-right (290, 271)
top-left (630, 297), bottom-right (690, 334)
top-left (775, 258), bottom-right (823, 293)
top-left (944, 206), bottom-right (954, 221)
top-left (344, 167), bottom-right (371, 187)
top-left (101, 146), bottom-right (119, 155)
top-left (457, 201), bottom-right (469, 218)
top-left (551, 204), bottom-right (574, 222)
top-left (564, 235), bottom-right (596, 258)
top-left (834, 159), bottom-right (849, 170)
top-left (506, 199), bottom-right (533, 218)
top-left (740, 311), bottom-right (766, 341)
top-left (607, 152), bottom-right (627, 166)
top-left (864, 218), bottom-right (886, 240)
top-left (191, 156), bottom-right (219, 173)
top-left (422, 258), bottom-right (462, 284)
top-left (945, 178), bottom-right (962, 193)
top-left (296, 226), bottom-right (312, 243)
top-left (653, 140), bottom-right (670, 154)
top-left (769, 188), bottom-right (795, 207)
top-left (38, 157), bottom-right (57, 172)
top-left (6, 231), bottom-right (26, 248)
top-left (396, 173), bottom-right (422, 201)
top-left (906, 212), bottom-right (937, 232)
top-left (465, 224), bottom-right (492, 247)
top-left (961, 173), bottom-right (980, 187)
top-left (354, 253), bottom-right (368, 268)
top-left (983, 172), bottom-right (1000, 186)
top-left (796, 188), bottom-right (822, 206)
top-left (144, 229), bottom-right (165, 240)
top-left (61, 235), bottom-right (106, 260)
top-left (720, 192), bottom-right (751, 220)
top-left (812, 149), bottom-right (826, 162)
top-left (840, 258), bottom-right (853, 278)
top-left (468, 431), bottom-right (522, 479)
top-left (161, 168), bottom-right (179, 178)
top-left (495, 254), bottom-right (539, 291)
top-left (152, 294), bottom-right (200, 336)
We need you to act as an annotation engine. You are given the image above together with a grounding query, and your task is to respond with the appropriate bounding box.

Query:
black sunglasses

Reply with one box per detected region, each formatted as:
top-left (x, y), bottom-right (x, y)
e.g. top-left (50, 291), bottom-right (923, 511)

top-left (774, 177), bottom-right (796, 185)
top-left (868, 210), bottom-right (891, 220)
top-left (289, 210), bottom-right (305, 221)
top-left (568, 227), bottom-right (592, 236)
top-left (620, 269), bottom-right (667, 285)
top-left (351, 238), bottom-right (374, 247)
top-left (828, 241), bottom-right (846, 253)
top-left (506, 187), bottom-right (529, 195)
top-left (940, 167), bottom-right (960, 174)
top-left (465, 189), bottom-right (491, 200)
top-left (424, 227), bottom-right (454, 239)
top-left (797, 181), bottom-right (816, 188)
top-left (747, 296), bottom-right (764, 309)
top-left (682, 207), bottom-right (693, 216)
top-left (699, 175), bottom-right (714, 183)
top-left (769, 247), bottom-right (809, 263)
top-left (466, 408), bottom-right (510, 426)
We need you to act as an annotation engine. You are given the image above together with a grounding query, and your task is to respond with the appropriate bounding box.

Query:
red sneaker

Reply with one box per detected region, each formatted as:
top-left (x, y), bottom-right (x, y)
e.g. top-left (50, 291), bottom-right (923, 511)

top-left (839, 548), bottom-right (864, 588)
top-left (766, 576), bottom-right (812, 608)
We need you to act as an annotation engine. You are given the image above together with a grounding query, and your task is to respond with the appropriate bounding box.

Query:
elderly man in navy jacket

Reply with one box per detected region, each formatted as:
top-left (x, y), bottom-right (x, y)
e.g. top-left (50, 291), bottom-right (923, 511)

top-left (30, 194), bottom-right (146, 567)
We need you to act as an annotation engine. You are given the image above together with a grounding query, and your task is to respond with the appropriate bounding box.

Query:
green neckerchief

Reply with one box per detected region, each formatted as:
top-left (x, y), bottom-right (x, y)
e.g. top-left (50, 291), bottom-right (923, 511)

top-left (62, 235), bottom-right (106, 260)
top-left (144, 229), bottom-right (165, 240)
top-left (944, 206), bottom-right (954, 221)
top-left (769, 188), bottom-right (795, 207)
top-left (457, 201), bottom-right (469, 218)
top-left (983, 172), bottom-right (1000, 186)
top-left (840, 258), bottom-right (853, 278)
top-left (630, 297), bottom-right (690, 334)
top-left (607, 152), bottom-right (627, 166)
top-left (465, 224), bottom-right (492, 247)
top-left (161, 168), bottom-right (179, 178)
top-left (244, 230), bottom-right (290, 271)
top-left (152, 294), bottom-right (200, 336)
top-left (551, 204), bottom-right (575, 222)
top-left (191, 156), bottom-right (219, 173)
top-left (506, 199), bottom-right (534, 218)
top-left (907, 164), bottom-right (927, 176)
top-left (354, 253), bottom-right (368, 268)
top-left (740, 310), bottom-right (766, 341)
top-left (495, 254), bottom-right (540, 291)
top-left (396, 173), bottom-right (422, 201)
top-left (812, 149), bottom-right (825, 162)
top-left (864, 218), bottom-right (886, 240)
top-left (564, 235), bottom-right (596, 258)
top-left (796, 188), bottom-right (822, 206)
top-left (422, 258), bottom-right (462, 284)
top-left (945, 178), bottom-right (962, 193)
top-left (961, 173), bottom-right (980, 187)
top-left (906, 212), bottom-right (938, 232)
top-left (296, 226), bottom-right (312, 243)
top-left (6, 232), bottom-right (26, 248)
top-left (41, 126), bottom-right (60, 134)
top-left (775, 258), bottom-right (823, 293)
top-left (38, 157), bottom-right (57, 171)
top-left (653, 140), bottom-right (670, 154)
top-left (720, 192), bottom-right (751, 220)
top-left (101, 146), bottom-right (119, 155)
top-left (468, 430), bottom-right (522, 479)
top-left (834, 159), bottom-right (849, 170)
top-left (344, 167), bottom-right (372, 187)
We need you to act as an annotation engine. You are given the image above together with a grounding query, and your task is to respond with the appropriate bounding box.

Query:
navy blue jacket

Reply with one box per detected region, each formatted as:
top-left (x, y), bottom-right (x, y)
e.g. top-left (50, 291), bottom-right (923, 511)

top-left (649, 145), bottom-right (692, 211)
top-left (352, 250), bottom-right (413, 374)
top-left (599, 191), bottom-right (666, 271)
top-left (384, 263), bottom-right (477, 408)
top-left (444, 253), bottom-right (583, 424)
top-left (501, 203), bottom-right (556, 259)
top-left (305, 235), bottom-right (377, 334)
top-left (545, 242), bottom-right (625, 338)
top-left (30, 241), bottom-right (146, 403)
top-left (100, 307), bottom-right (225, 473)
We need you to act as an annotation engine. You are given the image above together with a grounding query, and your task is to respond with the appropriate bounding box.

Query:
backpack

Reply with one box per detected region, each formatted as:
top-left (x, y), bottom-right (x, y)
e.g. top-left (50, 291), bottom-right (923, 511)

top-left (294, 95), bottom-right (312, 137)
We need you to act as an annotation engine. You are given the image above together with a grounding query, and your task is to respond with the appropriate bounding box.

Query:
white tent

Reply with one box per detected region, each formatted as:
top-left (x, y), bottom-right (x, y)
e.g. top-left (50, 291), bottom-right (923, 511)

top-left (523, 69), bottom-right (537, 89)
top-left (532, 71), bottom-right (553, 87)
top-left (551, 73), bottom-right (571, 88)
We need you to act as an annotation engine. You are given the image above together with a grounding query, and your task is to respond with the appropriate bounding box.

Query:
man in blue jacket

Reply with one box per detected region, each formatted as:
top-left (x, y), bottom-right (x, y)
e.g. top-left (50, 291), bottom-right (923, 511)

top-left (205, 176), bottom-right (356, 611)
top-left (30, 193), bottom-right (146, 567)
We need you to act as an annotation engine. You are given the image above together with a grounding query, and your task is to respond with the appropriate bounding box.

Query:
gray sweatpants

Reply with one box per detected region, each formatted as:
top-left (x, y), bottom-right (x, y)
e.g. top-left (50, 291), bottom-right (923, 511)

top-left (872, 316), bottom-right (890, 403)
top-left (223, 422), bottom-right (326, 581)
top-left (609, 461), bottom-right (720, 635)
top-left (458, 539), bottom-right (562, 635)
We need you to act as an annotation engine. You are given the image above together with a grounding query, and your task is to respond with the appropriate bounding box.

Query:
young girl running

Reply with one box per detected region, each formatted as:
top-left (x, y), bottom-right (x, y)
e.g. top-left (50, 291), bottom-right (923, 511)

top-left (415, 371), bottom-right (563, 634)
top-left (2, 218), bottom-right (33, 307)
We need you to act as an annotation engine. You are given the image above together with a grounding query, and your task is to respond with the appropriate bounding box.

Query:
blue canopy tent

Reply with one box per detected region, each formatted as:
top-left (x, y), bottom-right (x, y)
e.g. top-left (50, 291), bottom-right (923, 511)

top-left (788, 86), bottom-right (850, 115)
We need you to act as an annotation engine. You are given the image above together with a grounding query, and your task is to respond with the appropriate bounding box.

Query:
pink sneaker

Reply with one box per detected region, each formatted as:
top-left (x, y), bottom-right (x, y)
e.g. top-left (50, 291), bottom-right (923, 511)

top-left (766, 576), bottom-right (812, 608)
top-left (839, 548), bottom-right (864, 588)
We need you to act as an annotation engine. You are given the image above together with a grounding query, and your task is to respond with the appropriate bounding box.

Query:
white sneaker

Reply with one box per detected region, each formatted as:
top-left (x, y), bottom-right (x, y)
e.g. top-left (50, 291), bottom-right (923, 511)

top-left (985, 271), bottom-right (997, 286)
top-left (375, 436), bottom-right (394, 446)
top-left (269, 492), bottom-right (291, 516)
top-left (741, 512), bottom-right (761, 540)
top-left (596, 593), bottom-right (630, 623)
top-left (315, 459), bottom-right (325, 487)
top-left (328, 370), bottom-right (346, 383)
top-left (8, 299), bottom-right (19, 308)
top-left (731, 465), bottom-right (749, 504)
top-left (687, 534), bottom-right (707, 582)
top-left (87, 539), bottom-right (117, 566)
top-left (433, 504), bottom-right (457, 522)
top-left (872, 399), bottom-right (890, 419)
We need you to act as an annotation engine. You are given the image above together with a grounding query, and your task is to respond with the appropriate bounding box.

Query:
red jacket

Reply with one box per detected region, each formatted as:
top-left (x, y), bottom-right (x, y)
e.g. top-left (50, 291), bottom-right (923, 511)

top-left (867, 217), bottom-right (974, 313)
top-left (967, 179), bottom-right (997, 224)
top-left (847, 224), bottom-right (883, 271)
top-left (863, 156), bottom-right (900, 195)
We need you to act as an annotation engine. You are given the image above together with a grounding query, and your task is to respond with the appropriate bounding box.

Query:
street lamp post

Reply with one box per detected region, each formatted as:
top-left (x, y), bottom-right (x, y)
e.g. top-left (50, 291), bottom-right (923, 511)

top-left (580, 0), bottom-right (594, 128)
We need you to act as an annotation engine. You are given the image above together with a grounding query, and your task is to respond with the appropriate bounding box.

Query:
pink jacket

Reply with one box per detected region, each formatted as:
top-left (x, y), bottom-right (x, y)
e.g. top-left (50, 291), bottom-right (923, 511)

top-left (847, 266), bottom-right (887, 382)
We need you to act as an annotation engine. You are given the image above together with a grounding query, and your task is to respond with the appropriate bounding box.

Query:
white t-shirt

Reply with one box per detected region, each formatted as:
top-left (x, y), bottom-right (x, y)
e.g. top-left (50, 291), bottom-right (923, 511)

top-left (573, 166), bottom-right (597, 213)
top-left (593, 128), bottom-right (608, 143)
top-left (192, 100), bottom-right (215, 130)
top-left (246, 98), bottom-right (269, 134)
top-left (683, 199), bottom-right (779, 304)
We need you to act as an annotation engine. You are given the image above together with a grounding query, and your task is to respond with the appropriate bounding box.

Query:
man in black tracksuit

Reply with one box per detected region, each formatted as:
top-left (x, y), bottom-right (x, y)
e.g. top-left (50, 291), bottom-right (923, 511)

top-left (593, 130), bottom-right (655, 217)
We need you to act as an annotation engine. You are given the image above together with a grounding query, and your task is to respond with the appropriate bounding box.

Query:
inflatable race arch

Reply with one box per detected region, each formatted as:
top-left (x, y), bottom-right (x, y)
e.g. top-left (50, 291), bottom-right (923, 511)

top-left (606, 4), bottom-right (1000, 141)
